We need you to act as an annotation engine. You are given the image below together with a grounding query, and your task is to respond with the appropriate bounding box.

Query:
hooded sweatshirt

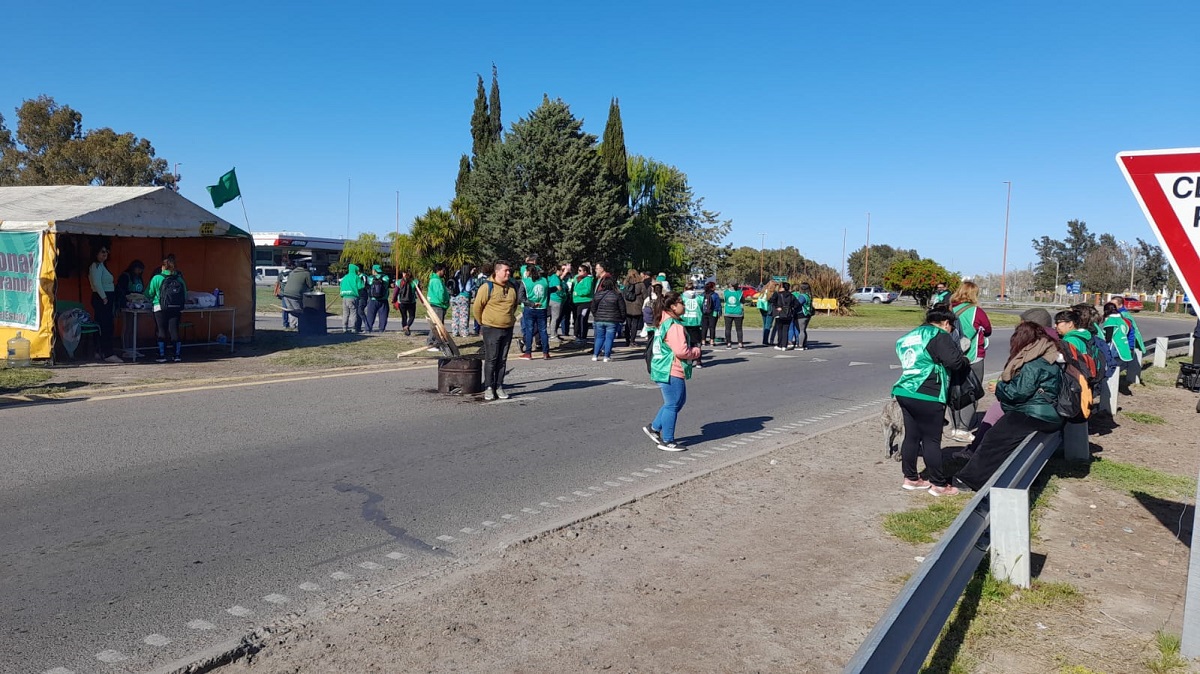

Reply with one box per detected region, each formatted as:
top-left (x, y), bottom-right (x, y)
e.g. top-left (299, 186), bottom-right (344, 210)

top-left (340, 263), bottom-right (365, 298)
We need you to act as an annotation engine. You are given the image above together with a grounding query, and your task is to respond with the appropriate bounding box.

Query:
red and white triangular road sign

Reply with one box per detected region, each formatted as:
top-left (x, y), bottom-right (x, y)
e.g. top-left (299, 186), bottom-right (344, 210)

top-left (1116, 148), bottom-right (1200, 314)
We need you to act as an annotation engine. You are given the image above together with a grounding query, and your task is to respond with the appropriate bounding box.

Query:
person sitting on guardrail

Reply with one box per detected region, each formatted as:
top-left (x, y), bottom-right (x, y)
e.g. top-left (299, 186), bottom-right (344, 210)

top-left (891, 306), bottom-right (970, 496)
top-left (1101, 302), bottom-right (1135, 396)
top-left (952, 321), bottom-right (1065, 492)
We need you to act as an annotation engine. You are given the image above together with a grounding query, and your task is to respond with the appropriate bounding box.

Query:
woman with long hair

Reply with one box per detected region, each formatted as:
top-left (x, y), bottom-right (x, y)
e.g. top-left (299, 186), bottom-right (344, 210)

top-left (89, 242), bottom-right (122, 363)
top-left (953, 321), bottom-right (1065, 491)
top-left (623, 268), bottom-right (647, 347)
top-left (642, 292), bottom-right (702, 452)
top-left (891, 306), bottom-right (970, 496)
top-left (947, 280), bottom-right (993, 442)
top-left (590, 275), bottom-right (626, 362)
top-left (756, 281), bottom-right (778, 346)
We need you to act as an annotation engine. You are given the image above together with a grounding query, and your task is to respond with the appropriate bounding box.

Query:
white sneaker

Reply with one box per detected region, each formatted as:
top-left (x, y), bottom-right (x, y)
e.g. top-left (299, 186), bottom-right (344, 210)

top-left (426, 347), bottom-right (441, 352)
top-left (104, 354), bottom-right (124, 364)
top-left (603, 357), bottom-right (611, 363)
top-left (483, 388), bottom-right (495, 401)
top-left (592, 356), bottom-right (599, 361)
top-left (949, 429), bottom-right (975, 443)
top-left (496, 386), bottom-right (509, 400)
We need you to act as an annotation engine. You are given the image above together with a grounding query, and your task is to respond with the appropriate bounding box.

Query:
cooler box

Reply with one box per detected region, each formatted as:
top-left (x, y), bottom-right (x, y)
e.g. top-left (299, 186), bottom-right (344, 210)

top-left (299, 292), bottom-right (327, 336)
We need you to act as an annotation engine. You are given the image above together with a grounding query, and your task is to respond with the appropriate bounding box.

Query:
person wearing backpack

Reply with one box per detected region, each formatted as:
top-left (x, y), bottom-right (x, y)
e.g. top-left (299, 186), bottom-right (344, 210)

top-left (722, 281), bottom-right (745, 349)
top-left (517, 264), bottom-right (552, 361)
top-left (471, 260), bottom-right (520, 401)
top-left (953, 322), bottom-right (1064, 492)
top-left (790, 282), bottom-right (814, 350)
top-left (364, 264), bottom-right (392, 333)
top-left (390, 270), bottom-right (418, 336)
top-left (699, 281), bottom-right (722, 347)
top-left (769, 282), bottom-right (800, 350)
top-left (622, 269), bottom-right (647, 347)
top-left (1113, 296), bottom-right (1146, 385)
top-left (1101, 302), bottom-right (1135, 395)
top-left (891, 306), bottom-right (970, 496)
top-left (145, 254), bottom-right (188, 363)
top-left (680, 281), bottom-right (704, 365)
top-left (947, 281), bottom-right (993, 442)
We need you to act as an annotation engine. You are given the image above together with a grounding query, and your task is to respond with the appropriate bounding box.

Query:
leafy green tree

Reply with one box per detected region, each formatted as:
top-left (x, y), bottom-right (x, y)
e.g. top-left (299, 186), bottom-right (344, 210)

top-left (0, 95), bottom-right (175, 188)
top-left (1032, 219), bottom-right (1096, 290)
top-left (600, 98), bottom-right (629, 209)
top-left (470, 75), bottom-right (491, 163)
top-left (883, 258), bottom-right (958, 306)
top-left (466, 97), bottom-right (627, 265)
top-left (389, 197), bottom-right (482, 278)
top-left (1078, 244), bottom-right (1124, 294)
top-left (339, 232), bottom-right (384, 270)
top-left (488, 64), bottom-right (502, 145)
top-left (1135, 237), bottom-right (1171, 291)
top-left (847, 244), bottom-right (919, 288)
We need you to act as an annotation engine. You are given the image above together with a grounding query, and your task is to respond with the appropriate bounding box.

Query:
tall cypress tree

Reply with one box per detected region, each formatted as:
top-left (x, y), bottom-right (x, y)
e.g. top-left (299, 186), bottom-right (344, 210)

top-left (454, 154), bottom-right (471, 198)
top-left (470, 74), bottom-right (491, 162)
top-left (488, 64), bottom-right (502, 144)
top-left (599, 97), bottom-right (630, 209)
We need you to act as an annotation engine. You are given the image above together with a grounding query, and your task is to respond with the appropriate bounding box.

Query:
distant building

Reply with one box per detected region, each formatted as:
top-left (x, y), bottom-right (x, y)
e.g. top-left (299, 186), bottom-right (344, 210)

top-left (253, 232), bottom-right (391, 275)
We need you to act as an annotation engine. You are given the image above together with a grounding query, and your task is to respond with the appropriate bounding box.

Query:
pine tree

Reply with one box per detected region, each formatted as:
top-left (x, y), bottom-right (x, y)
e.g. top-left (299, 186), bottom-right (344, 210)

top-left (466, 98), bottom-right (628, 265)
top-left (488, 64), bottom-right (502, 145)
top-left (599, 97), bottom-right (630, 209)
top-left (470, 75), bottom-right (492, 162)
top-left (454, 154), bottom-right (471, 199)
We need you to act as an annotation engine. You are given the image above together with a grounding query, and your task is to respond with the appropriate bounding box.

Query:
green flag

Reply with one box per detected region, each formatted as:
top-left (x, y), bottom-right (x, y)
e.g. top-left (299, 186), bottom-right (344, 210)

top-left (206, 168), bottom-right (241, 208)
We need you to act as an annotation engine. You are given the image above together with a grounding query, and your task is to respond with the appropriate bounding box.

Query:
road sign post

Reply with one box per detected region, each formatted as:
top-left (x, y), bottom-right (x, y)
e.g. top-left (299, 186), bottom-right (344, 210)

top-left (1117, 148), bottom-right (1200, 657)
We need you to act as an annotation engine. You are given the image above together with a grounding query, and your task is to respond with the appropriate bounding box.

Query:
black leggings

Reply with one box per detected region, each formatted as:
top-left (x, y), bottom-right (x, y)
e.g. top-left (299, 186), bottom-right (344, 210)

top-left (897, 396), bottom-right (948, 486)
top-left (775, 319), bottom-right (792, 348)
top-left (574, 305), bottom-right (590, 341)
top-left (954, 412), bottom-right (1061, 490)
top-left (154, 309), bottom-right (181, 355)
top-left (624, 314), bottom-right (643, 345)
top-left (701, 315), bottom-right (718, 344)
top-left (398, 302), bottom-right (416, 329)
top-left (724, 315), bottom-right (744, 345)
top-left (91, 293), bottom-right (114, 357)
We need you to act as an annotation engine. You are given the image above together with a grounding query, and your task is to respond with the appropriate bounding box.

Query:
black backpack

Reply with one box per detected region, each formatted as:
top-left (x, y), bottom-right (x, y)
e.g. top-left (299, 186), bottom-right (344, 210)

top-left (368, 276), bottom-right (387, 300)
top-left (159, 273), bottom-right (186, 310)
top-left (1051, 362), bottom-right (1092, 421)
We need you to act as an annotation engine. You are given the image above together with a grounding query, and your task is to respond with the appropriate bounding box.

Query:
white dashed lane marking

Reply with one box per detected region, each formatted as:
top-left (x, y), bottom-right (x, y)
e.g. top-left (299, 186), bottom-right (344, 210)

top-left (44, 668), bottom-right (75, 674)
top-left (330, 571), bottom-right (354, 581)
top-left (436, 535), bottom-right (457, 543)
top-left (358, 561), bottom-right (384, 570)
top-left (299, 582), bottom-right (321, 591)
top-left (263, 593), bottom-right (290, 604)
top-left (522, 507), bottom-right (542, 514)
top-left (187, 619), bottom-right (216, 630)
top-left (144, 634), bottom-right (171, 647)
top-left (227, 605), bottom-right (254, 617)
top-left (460, 527), bottom-right (479, 534)
top-left (96, 650), bottom-right (128, 663)
top-left (386, 552), bottom-right (408, 560)
top-left (619, 476), bottom-right (637, 482)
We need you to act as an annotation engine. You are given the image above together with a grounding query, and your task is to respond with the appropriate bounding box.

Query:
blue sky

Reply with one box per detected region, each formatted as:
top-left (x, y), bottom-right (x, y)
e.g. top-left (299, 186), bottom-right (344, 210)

top-left (5, 1), bottom-right (1196, 277)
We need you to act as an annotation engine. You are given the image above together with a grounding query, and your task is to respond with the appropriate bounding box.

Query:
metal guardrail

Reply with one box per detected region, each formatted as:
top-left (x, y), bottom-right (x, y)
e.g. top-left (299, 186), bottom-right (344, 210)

top-left (844, 431), bottom-right (1062, 674)
top-left (1142, 333), bottom-right (1192, 364)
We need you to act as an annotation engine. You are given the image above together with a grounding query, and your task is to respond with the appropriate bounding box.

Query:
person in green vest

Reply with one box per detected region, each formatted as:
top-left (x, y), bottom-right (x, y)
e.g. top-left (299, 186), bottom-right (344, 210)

top-left (789, 282), bottom-right (814, 350)
top-left (680, 281), bottom-right (704, 366)
top-left (425, 262), bottom-right (450, 351)
top-left (642, 292), bottom-right (702, 452)
top-left (891, 306), bottom-right (970, 496)
top-left (571, 264), bottom-right (595, 342)
top-left (930, 282), bottom-right (951, 307)
top-left (700, 281), bottom-right (721, 346)
top-left (1113, 296), bottom-right (1146, 385)
top-left (1101, 302), bottom-right (1135, 395)
top-left (518, 265), bottom-right (552, 360)
top-left (722, 281), bottom-right (745, 349)
top-left (549, 262), bottom-right (572, 341)
top-left (339, 262), bottom-right (365, 334)
top-left (755, 280), bottom-right (778, 346)
top-left (947, 281), bottom-right (992, 442)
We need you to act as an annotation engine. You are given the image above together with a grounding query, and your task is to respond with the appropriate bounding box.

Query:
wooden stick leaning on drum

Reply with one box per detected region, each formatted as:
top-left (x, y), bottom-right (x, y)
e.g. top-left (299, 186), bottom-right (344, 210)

top-left (414, 285), bottom-right (460, 357)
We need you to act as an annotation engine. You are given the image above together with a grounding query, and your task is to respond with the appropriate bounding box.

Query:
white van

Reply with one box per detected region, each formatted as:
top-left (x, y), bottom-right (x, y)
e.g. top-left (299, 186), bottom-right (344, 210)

top-left (255, 266), bottom-right (287, 287)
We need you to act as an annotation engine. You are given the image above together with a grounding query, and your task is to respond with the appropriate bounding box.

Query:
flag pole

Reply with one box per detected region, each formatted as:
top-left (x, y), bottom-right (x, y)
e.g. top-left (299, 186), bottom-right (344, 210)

top-left (238, 196), bottom-right (251, 232)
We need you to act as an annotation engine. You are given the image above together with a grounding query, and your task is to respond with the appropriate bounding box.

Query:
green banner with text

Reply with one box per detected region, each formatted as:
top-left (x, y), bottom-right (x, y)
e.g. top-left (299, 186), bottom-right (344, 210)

top-left (0, 231), bottom-right (43, 329)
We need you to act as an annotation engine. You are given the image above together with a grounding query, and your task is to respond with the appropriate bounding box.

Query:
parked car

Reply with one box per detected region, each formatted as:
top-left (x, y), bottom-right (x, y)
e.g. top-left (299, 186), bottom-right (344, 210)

top-left (739, 285), bottom-right (758, 303)
top-left (852, 286), bottom-right (898, 304)
top-left (1122, 296), bottom-right (1143, 312)
top-left (255, 266), bottom-right (287, 287)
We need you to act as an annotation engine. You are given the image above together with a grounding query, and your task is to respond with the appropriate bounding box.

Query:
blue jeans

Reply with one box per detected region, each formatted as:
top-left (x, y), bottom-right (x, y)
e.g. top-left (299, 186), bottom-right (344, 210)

top-left (521, 308), bottom-right (549, 354)
top-left (760, 311), bottom-right (774, 344)
top-left (652, 376), bottom-right (687, 443)
top-left (593, 321), bottom-right (619, 358)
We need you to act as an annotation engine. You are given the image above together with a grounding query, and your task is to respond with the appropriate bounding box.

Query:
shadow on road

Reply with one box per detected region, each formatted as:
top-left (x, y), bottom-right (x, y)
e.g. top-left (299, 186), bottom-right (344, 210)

top-left (677, 415), bottom-right (773, 445)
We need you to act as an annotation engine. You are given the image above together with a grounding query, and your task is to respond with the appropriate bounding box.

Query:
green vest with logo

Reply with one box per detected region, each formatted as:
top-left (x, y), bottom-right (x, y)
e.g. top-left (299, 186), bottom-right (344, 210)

top-left (1102, 314), bottom-right (1133, 360)
top-left (952, 303), bottom-right (980, 361)
top-left (651, 317), bottom-right (692, 383)
top-left (892, 324), bottom-right (947, 403)
top-left (522, 277), bottom-right (549, 309)
top-left (681, 293), bottom-right (702, 326)
top-left (722, 289), bottom-right (744, 316)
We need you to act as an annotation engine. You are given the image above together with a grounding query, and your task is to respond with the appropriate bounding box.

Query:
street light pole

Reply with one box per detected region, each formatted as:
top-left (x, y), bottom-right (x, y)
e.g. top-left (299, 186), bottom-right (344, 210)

top-left (173, 162), bottom-right (181, 189)
top-left (1054, 259), bottom-right (1060, 303)
top-left (758, 233), bottom-right (766, 286)
top-left (1000, 181), bottom-right (1011, 301)
top-left (1128, 245), bottom-right (1137, 294)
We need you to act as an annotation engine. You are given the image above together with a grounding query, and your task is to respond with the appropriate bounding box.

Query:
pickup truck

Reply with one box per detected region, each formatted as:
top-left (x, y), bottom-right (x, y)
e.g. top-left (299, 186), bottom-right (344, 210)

top-left (852, 286), bottom-right (898, 304)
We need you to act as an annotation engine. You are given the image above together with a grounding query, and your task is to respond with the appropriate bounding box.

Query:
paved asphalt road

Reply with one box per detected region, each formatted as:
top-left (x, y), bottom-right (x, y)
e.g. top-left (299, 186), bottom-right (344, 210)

top-left (3, 313), bottom-right (1191, 674)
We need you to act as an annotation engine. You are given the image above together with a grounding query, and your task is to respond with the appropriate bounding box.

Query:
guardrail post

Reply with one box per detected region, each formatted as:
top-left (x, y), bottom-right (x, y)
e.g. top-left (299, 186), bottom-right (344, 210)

top-left (1191, 335), bottom-right (1196, 360)
top-left (1182, 460), bottom-right (1200, 658)
top-left (1103, 370), bottom-right (1120, 416)
top-left (989, 487), bottom-right (1031, 588)
top-left (1154, 337), bottom-right (1169, 369)
top-left (1063, 421), bottom-right (1089, 462)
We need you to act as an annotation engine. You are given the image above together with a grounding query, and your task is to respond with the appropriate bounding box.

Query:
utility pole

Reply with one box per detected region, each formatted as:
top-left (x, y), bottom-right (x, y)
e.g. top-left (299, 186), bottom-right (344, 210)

top-left (841, 228), bottom-right (847, 280)
top-left (1000, 181), bottom-right (1012, 301)
top-left (758, 233), bottom-right (766, 286)
top-left (346, 178), bottom-right (352, 240)
top-left (778, 242), bottom-right (783, 276)
top-left (863, 213), bottom-right (871, 287)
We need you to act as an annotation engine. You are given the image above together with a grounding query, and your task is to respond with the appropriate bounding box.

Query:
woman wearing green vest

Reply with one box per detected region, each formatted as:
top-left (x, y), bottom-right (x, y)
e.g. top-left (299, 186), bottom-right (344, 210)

top-left (681, 281), bottom-right (703, 366)
top-left (1102, 302), bottom-right (1135, 395)
top-left (948, 281), bottom-right (992, 442)
top-left (642, 292), bottom-right (702, 452)
top-left (722, 281), bottom-right (745, 349)
top-left (755, 281), bottom-right (778, 346)
top-left (571, 264), bottom-right (595, 342)
top-left (892, 306), bottom-right (970, 495)
top-left (518, 265), bottom-right (552, 360)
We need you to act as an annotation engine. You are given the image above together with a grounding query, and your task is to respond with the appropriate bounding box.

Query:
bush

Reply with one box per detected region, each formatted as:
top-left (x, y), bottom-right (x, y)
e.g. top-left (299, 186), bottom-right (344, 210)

top-left (799, 269), bottom-right (858, 315)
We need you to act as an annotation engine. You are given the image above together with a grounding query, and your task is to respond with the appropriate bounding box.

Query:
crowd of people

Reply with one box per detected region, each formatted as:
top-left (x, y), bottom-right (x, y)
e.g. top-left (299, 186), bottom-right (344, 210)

top-left (890, 280), bottom-right (1152, 497)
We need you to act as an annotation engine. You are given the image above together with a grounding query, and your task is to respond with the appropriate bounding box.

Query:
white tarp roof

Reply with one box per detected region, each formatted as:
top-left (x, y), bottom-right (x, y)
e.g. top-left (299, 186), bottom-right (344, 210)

top-left (0, 186), bottom-right (242, 238)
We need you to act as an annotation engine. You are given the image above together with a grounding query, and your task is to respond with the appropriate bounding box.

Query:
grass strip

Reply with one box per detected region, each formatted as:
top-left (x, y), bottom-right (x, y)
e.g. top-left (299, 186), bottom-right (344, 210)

top-left (883, 495), bottom-right (970, 544)
top-left (1088, 458), bottom-right (1196, 502)
top-left (0, 368), bottom-right (53, 394)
